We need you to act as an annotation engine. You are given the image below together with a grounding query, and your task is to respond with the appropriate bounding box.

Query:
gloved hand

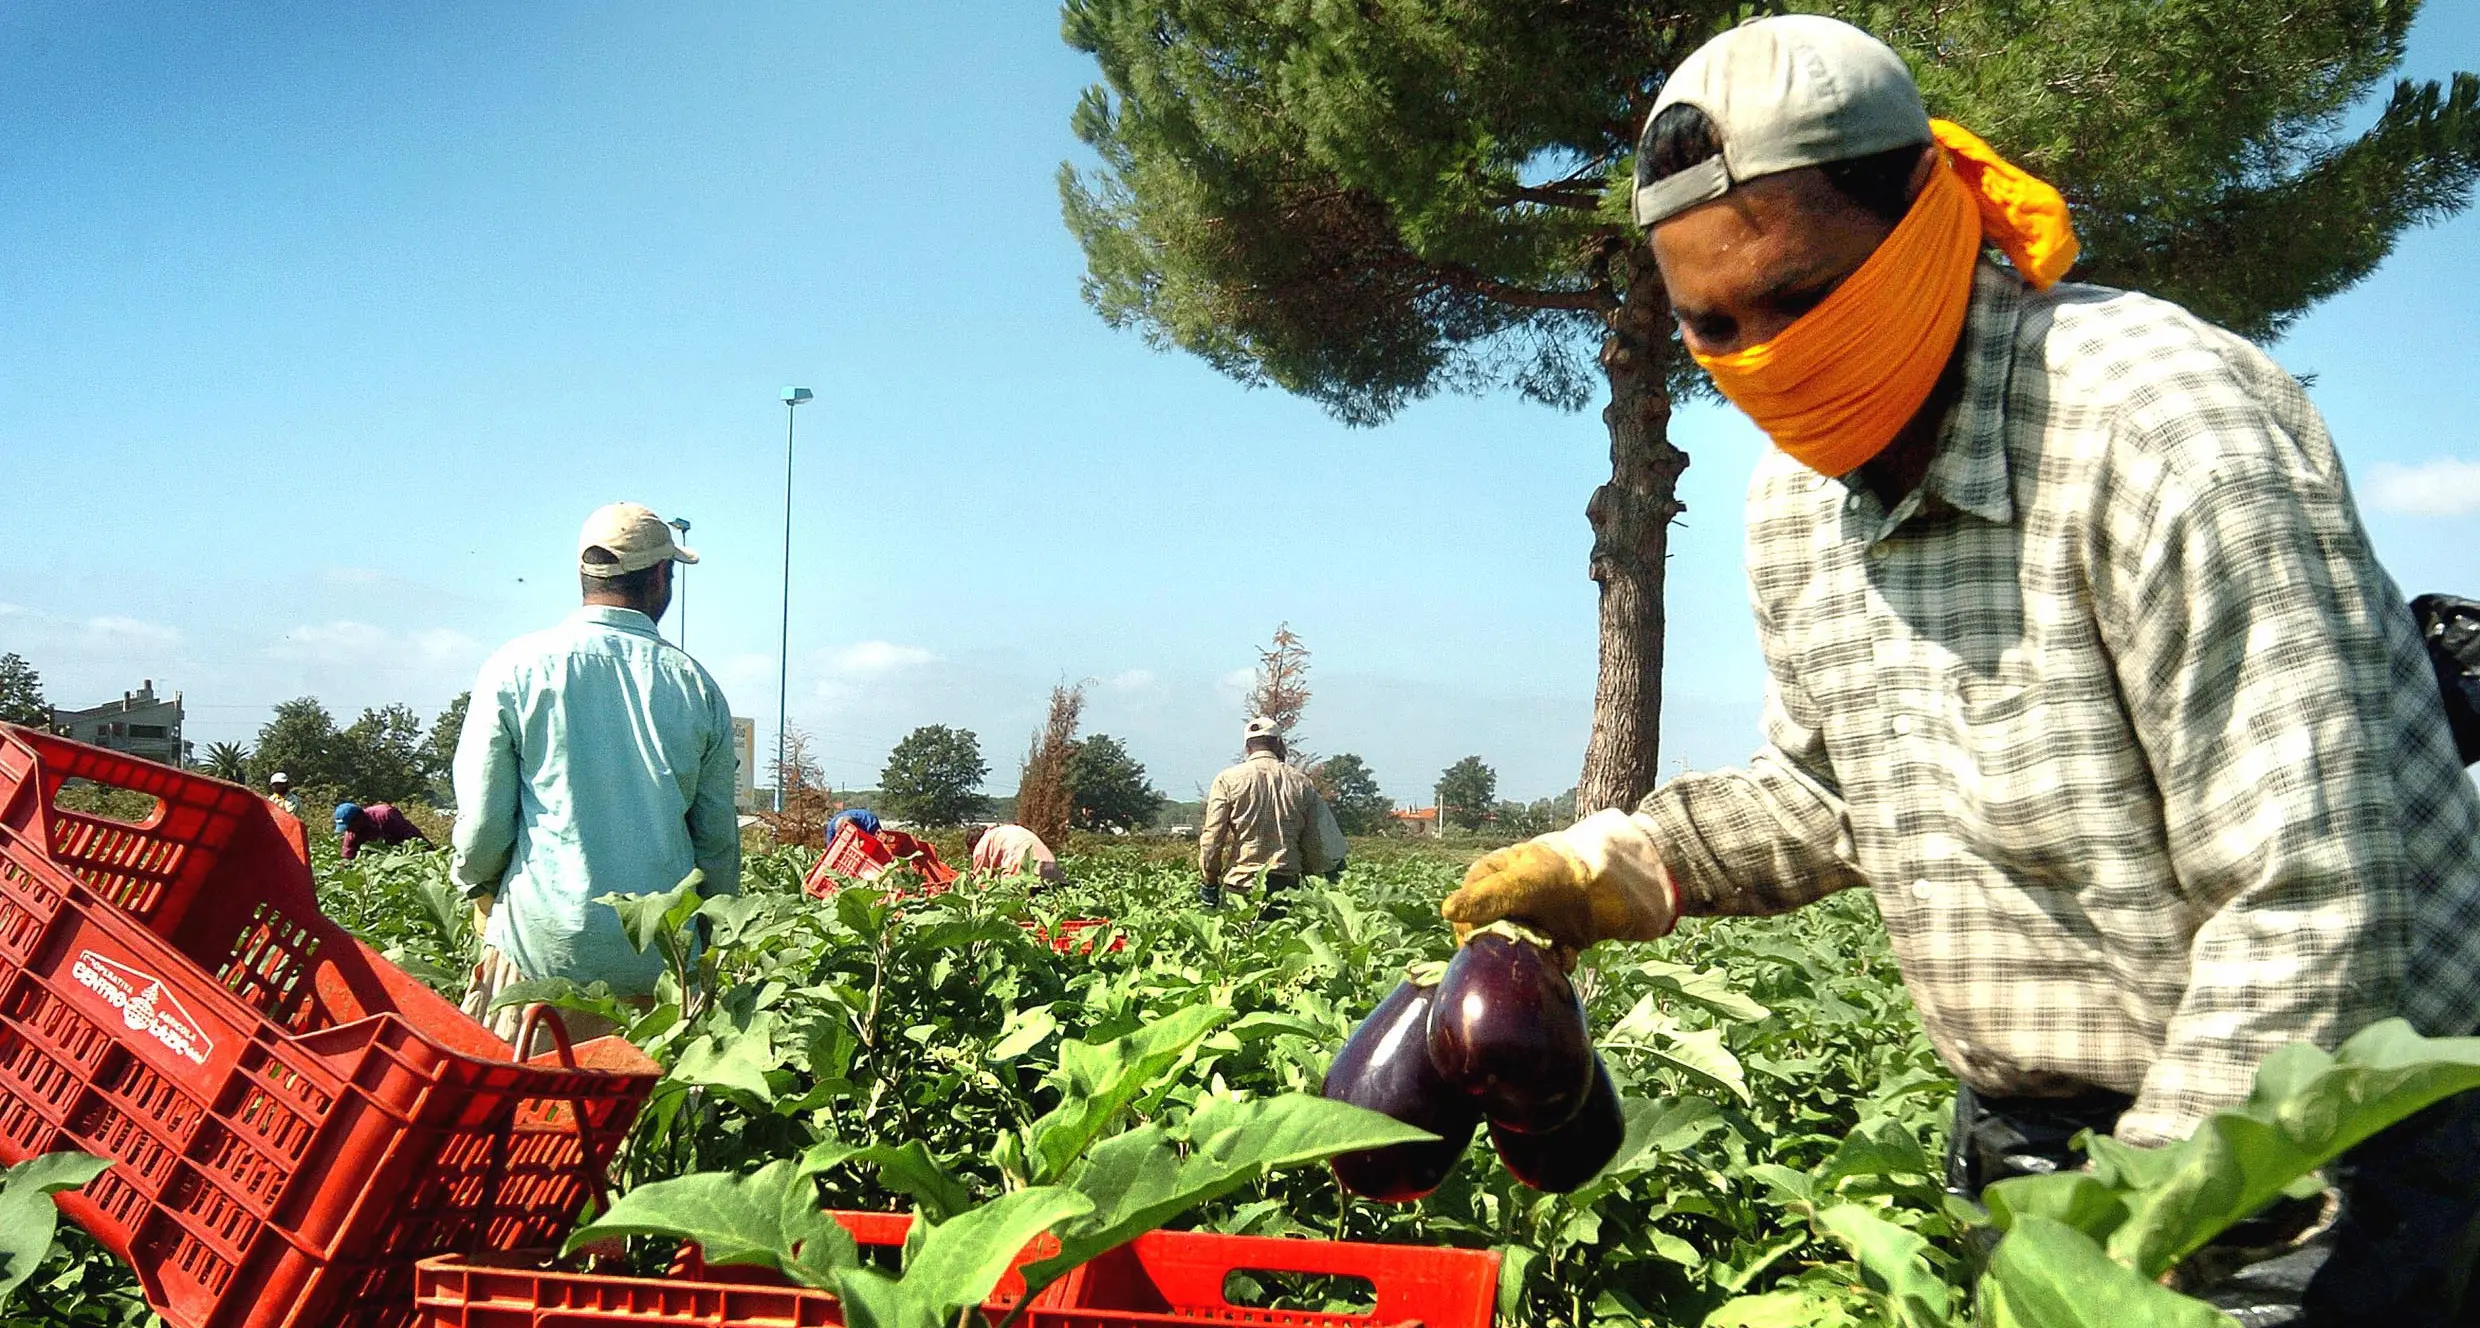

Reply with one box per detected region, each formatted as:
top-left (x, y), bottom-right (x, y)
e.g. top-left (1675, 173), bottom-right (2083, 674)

top-left (1442, 809), bottom-right (1677, 952)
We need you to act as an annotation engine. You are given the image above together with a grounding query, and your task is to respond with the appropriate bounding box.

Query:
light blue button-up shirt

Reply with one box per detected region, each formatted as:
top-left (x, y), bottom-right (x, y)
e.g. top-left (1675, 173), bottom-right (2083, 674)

top-left (451, 605), bottom-right (741, 995)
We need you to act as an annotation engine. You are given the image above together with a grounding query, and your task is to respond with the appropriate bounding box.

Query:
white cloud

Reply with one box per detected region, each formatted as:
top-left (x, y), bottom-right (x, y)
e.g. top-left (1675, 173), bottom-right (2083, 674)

top-left (2366, 458), bottom-right (2480, 516)
top-left (412, 628), bottom-right (482, 661)
top-left (1106, 668), bottom-right (1156, 691)
top-left (266, 622), bottom-right (485, 674)
top-left (1217, 667), bottom-right (1255, 693)
top-left (0, 603), bottom-right (184, 655)
top-left (832, 640), bottom-right (937, 674)
top-left (269, 621), bottom-right (394, 662)
top-left (81, 616), bottom-right (183, 649)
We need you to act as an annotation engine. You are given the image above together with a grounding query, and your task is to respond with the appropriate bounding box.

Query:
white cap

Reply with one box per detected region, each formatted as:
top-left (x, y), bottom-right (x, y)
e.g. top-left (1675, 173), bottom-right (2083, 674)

top-left (269, 772), bottom-right (290, 784)
top-left (1633, 15), bottom-right (1931, 227)
top-left (579, 502), bottom-right (700, 577)
top-left (1244, 717), bottom-right (1282, 740)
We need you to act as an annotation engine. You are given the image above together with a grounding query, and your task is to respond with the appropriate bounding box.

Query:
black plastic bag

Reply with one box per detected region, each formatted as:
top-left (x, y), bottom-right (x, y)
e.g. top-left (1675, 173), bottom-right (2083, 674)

top-left (2411, 594), bottom-right (2480, 766)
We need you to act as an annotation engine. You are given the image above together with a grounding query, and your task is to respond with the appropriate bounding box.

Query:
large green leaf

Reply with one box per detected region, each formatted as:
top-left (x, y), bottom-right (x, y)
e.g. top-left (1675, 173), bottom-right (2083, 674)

top-left (0, 1153), bottom-right (109, 1306)
top-left (1024, 1094), bottom-right (1434, 1287)
top-left (560, 1159), bottom-right (857, 1287)
top-left (1024, 1002), bottom-right (1230, 1182)
top-left (835, 1140), bottom-right (976, 1224)
top-left (1224, 1011), bottom-right (1329, 1043)
top-left (1704, 1288), bottom-right (1868, 1328)
top-left (1979, 1215), bottom-right (2233, 1328)
top-left (830, 1268), bottom-right (938, 1328)
top-left (670, 1030), bottom-right (779, 1103)
top-left (1818, 1119), bottom-right (1938, 1190)
top-left (1814, 1204), bottom-right (1953, 1328)
top-left (901, 1186), bottom-right (1094, 1310)
top-left (1634, 959), bottom-right (1773, 1023)
top-left (2062, 1021), bottom-right (2480, 1275)
top-left (698, 892), bottom-right (767, 949)
top-left (1606, 996), bottom-right (1752, 1104)
top-left (1980, 1171), bottom-right (2130, 1243)
top-left (604, 871), bottom-right (706, 956)
top-left (987, 1004), bottom-right (1061, 1061)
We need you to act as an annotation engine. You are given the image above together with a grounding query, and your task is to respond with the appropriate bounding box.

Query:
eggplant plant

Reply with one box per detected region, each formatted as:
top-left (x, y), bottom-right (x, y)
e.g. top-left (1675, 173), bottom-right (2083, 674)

top-left (30, 837), bottom-right (2480, 1328)
top-left (0, 1152), bottom-right (109, 1316)
top-left (562, 1013), bottom-right (1437, 1328)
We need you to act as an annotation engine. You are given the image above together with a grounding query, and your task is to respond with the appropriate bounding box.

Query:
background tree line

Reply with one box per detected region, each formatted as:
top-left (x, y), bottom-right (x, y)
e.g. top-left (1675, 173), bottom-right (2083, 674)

top-left (7, 646), bottom-right (1566, 842)
top-left (225, 693), bottom-right (470, 808)
top-left (0, 651), bottom-right (466, 809)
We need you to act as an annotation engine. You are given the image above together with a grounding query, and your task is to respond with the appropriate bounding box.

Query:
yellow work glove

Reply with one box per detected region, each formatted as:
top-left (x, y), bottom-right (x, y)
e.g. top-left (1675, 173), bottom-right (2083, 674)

top-left (1442, 809), bottom-right (1678, 953)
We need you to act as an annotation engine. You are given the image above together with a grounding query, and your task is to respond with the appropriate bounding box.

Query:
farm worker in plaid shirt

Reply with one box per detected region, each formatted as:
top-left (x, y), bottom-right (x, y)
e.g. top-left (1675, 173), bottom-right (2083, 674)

top-left (1443, 17), bottom-right (2480, 1320)
top-left (451, 503), bottom-right (741, 1049)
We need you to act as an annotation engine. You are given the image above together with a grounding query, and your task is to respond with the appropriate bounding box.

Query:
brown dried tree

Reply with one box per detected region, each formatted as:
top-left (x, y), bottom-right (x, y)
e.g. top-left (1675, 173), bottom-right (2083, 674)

top-left (758, 726), bottom-right (834, 848)
top-left (1244, 624), bottom-right (1312, 761)
top-left (1014, 682), bottom-right (1087, 849)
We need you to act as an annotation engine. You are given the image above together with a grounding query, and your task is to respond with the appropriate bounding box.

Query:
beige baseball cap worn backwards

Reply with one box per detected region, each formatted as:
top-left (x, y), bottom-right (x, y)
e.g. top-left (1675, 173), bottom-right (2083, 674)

top-left (1632, 14), bottom-right (1932, 228)
top-left (578, 502), bottom-right (699, 577)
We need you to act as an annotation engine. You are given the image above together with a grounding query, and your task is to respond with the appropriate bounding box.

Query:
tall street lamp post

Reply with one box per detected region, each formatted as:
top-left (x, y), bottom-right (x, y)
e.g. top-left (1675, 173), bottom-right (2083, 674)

top-left (667, 516), bottom-right (691, 651)
top-left (777, 387), bottom-right (813, 813)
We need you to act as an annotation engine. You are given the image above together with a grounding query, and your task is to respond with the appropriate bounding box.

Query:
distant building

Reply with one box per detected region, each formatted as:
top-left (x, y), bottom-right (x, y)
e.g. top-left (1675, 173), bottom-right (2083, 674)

top-left (53, 680), bottom-right (186, 766)
top-left (1390, 806), bottom-right (1442, 837)
top-left (731, 716), bottom-right (758, 811)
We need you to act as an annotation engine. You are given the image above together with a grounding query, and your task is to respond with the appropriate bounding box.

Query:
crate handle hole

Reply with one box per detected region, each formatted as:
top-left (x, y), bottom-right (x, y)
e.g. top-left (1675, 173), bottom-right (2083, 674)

top-left (52, 780), bottom-right (163, 827)
top-left (1221, 1269), bottom-right (1378, 1315)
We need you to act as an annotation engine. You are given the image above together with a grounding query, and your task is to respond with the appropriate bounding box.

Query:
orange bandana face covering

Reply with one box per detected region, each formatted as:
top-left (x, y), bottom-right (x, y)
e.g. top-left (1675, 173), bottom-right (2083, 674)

top-left (1690, 120), bottom-right (2080, 478)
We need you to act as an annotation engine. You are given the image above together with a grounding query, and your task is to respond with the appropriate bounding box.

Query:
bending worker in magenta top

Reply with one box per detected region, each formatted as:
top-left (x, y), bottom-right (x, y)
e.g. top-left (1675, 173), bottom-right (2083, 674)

top-left (451, 502), bottom-right (742, 1049)
top-left (1443, 17), bottom-right (2480, 1322)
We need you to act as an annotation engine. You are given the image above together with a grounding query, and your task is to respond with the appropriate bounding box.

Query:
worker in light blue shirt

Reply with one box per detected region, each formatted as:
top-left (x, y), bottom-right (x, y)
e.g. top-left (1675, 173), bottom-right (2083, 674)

top-left (452, 502), bottom-right (740, 1047)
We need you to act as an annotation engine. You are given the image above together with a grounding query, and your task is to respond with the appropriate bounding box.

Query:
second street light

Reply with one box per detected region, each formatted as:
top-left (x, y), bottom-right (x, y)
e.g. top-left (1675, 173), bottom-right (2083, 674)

top-left (667, 516), bottom-right (691, 651)
top-left (776, 386), bottom-right (812, 813)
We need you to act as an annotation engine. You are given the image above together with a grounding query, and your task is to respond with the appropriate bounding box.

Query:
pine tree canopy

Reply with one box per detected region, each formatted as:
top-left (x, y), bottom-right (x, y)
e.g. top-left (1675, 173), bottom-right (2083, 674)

top-left (1061, 0), bottom-right (2480, 422)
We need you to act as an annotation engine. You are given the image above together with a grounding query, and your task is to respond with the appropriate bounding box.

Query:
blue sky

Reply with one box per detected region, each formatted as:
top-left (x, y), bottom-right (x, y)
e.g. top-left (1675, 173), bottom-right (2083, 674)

top-left (3, 3), bottom-right (2474, 807)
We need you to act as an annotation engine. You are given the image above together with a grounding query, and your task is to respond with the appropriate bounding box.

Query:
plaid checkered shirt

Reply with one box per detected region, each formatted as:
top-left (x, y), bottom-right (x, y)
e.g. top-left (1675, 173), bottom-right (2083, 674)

top-left (1639, 263), bottom-right (2480, 1144)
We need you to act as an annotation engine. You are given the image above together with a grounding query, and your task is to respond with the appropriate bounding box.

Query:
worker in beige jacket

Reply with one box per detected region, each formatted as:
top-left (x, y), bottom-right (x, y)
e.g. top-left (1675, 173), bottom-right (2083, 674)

top-left (1198, 717), bottom-right (1346, 915)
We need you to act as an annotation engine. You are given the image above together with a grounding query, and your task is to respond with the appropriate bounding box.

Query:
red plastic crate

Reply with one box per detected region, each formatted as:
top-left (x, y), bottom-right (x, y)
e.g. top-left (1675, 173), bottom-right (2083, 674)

top-left (1031, 1230), bottom-right (1499, 1328)
top-left (410, 1211), bottom-right (1047, 1327)
top-left (1019, 919), bottom-right (1127, 956)
top-left (0, 725), bottom-right (663, 1328)
top-left (802, 826), bottom-right (957, 899)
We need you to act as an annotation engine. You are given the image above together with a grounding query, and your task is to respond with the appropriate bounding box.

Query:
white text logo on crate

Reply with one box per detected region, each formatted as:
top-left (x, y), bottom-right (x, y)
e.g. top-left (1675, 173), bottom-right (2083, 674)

top-left (71, 950), bottom-right (214, 1066)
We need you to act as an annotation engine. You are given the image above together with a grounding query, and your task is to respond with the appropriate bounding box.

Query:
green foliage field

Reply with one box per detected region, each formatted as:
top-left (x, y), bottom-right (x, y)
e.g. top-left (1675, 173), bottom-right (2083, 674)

top-left (9, 838), bottom-right (2479, 1326)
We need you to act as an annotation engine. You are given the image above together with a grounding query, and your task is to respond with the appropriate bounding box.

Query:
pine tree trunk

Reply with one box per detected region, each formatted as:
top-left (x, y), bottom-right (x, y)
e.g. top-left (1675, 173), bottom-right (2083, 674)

top-left (1577, 259), bottom-right (1688, 815)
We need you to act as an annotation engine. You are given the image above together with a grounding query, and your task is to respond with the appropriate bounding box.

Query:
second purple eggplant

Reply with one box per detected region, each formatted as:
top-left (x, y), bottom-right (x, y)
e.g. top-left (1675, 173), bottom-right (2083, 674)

top-left (1426, 925), bottom-right (1597, 1133)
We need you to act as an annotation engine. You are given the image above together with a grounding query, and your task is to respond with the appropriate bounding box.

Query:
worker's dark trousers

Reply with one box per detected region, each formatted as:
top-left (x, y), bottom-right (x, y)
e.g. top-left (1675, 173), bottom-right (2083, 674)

top-left (1196, 873), bottom-right (1300, 918)
top-left (1947, 1083), bottom-right (2480, 1325)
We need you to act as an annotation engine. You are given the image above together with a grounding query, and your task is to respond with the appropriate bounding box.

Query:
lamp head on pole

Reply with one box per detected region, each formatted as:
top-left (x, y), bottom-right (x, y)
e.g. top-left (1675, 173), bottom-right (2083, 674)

top-left (782, 387), bottom-right (813, 407)
top-left (667, 517), bottom-right (690, 536)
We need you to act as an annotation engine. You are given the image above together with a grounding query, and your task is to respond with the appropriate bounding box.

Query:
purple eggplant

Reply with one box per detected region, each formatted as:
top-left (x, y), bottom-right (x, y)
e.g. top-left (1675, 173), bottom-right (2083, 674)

top-left (1323, 978), bottom-right (1481, 1202)
top-left (1426, 927), bottom-right (1595, 1133)
top-left (1491, 1054), bottom-right (1625, 1192)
